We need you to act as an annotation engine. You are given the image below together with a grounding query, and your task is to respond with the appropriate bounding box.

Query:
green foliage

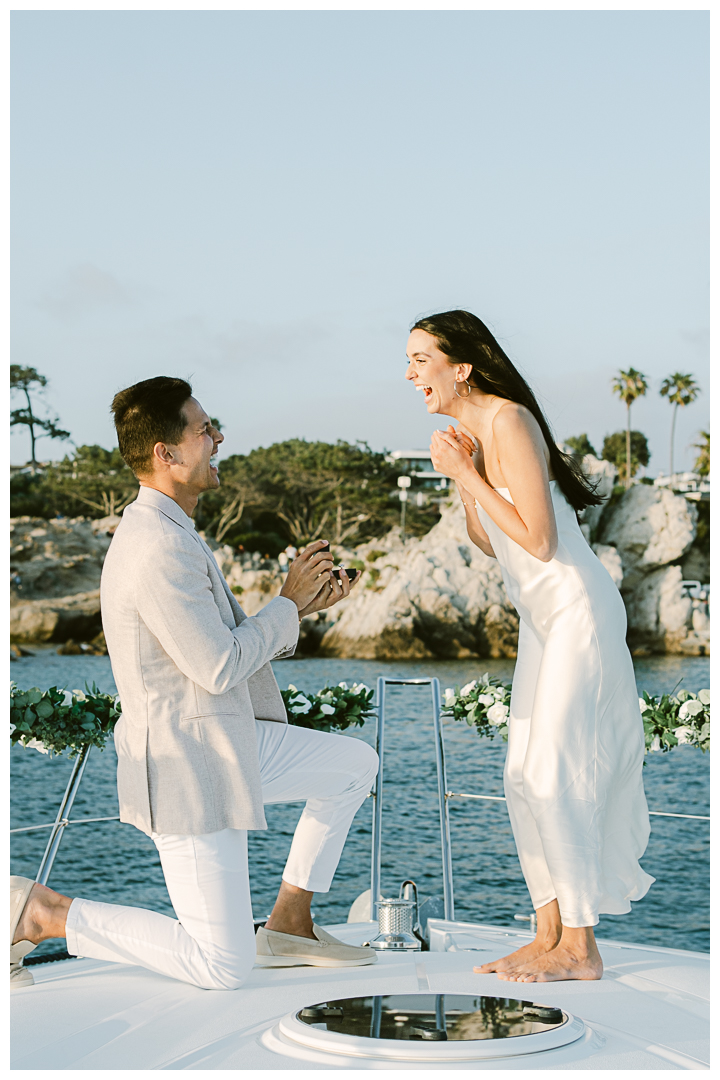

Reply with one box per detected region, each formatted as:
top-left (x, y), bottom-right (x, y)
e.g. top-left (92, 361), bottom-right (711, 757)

top-left (602, 430), bottom-right (650, 481)
top-left (564, 434), bottom-right (597, 460)
top-left (10, 365), bottom-right (71, 467)
top-left (10, 683), bottom-right (122, 757)
top-left (612, 368), bottom-right (649, 408)
top-left (197, 438), bottom-right (440, 551)
top-left (10, 445), bottom-right (139, 520)
top-left (693, 430), bottom-right (709, 477)
top-left (659, 373), bottom-right (700, 409)
top-left (281, 682), bottom-right (376, 732)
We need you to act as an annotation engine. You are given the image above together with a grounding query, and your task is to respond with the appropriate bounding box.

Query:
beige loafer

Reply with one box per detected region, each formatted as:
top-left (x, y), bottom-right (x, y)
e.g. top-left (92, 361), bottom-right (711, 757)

top-left (10, 877), bottom-right (37, 987)
top-left (256, 923), bottom-right (377, 968)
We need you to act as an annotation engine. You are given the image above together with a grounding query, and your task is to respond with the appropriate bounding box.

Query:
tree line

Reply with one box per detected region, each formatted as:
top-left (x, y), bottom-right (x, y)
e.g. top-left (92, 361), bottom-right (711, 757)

top-left (10, 363), bottom-right (708, 554)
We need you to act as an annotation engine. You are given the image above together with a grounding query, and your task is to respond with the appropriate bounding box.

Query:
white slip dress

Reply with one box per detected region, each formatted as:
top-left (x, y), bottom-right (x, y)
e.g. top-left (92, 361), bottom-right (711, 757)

top-left (475, 481), bottom-right (655, 928)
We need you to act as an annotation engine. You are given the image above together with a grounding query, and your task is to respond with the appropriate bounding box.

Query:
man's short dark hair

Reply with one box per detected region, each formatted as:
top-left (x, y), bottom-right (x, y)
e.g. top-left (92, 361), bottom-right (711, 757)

top-left (111, 376), bottom-right (193, 477)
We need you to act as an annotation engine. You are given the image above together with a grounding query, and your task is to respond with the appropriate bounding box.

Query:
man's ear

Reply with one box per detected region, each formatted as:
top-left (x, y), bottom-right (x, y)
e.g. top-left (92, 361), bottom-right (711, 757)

top-left (153, 442), bottom-right (176, 467)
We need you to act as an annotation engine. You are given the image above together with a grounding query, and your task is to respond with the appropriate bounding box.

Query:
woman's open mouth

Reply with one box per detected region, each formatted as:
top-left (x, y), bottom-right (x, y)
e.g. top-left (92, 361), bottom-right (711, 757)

top-left (416, 383), bottom-right (434, 403)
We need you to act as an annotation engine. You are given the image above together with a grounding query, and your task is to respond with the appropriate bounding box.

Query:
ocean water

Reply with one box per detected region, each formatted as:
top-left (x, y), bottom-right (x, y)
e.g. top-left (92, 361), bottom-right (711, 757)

top-left (11, 649), bottom-right (709, 956)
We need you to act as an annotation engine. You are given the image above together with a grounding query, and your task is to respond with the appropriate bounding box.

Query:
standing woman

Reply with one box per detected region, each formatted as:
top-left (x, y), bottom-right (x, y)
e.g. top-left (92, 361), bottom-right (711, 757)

top-left (406, 310), bottom-right (653, 983)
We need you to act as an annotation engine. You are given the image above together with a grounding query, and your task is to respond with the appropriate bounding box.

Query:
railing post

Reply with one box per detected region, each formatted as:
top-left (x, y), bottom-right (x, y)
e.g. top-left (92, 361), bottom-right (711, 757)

top-left (431, 677), bottom-right (455, 920)
top-left (370, 678), bottom-right (386, 918)
top-left (35, 744), bottom-right (92, 887)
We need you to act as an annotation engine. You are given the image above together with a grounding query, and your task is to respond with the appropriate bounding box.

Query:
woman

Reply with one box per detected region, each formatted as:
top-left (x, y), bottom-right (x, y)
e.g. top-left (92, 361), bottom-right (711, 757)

top-left (406, 309), bottom-right (653, 984)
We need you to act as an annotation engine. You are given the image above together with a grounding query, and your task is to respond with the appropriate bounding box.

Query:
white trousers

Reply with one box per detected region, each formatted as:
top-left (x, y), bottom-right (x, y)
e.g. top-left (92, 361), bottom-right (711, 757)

top-left (65, 721), bottom-right (378, 990)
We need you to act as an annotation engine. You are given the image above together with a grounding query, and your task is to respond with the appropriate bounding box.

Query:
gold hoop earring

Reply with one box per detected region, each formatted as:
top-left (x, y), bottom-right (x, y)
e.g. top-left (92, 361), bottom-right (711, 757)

top-left (454, 379), bottom-right (471, 400)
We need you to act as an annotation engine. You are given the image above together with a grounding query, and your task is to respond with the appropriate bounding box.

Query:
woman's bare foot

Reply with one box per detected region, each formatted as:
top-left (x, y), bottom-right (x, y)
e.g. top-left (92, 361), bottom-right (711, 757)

top-left (12, 883), bottom-right (71, 945)
top-left (496, 925), bottom-right (603, 982)
top-left (473, 933), bottom-right (560, 974)
top-left (497, 944), bottom-right (603, 982)
top-left (474, 899), bottom-right (562, 974)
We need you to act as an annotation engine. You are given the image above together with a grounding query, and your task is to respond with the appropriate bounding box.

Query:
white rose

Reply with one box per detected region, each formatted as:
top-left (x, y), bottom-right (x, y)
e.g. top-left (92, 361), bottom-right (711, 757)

top-left (678, 700), bottom-right (704, 720)
top-left (444, 689), bottom-right (457, 707)
top-left (460, 681), bottom-right (477, 697)
top-left (62, 690), bottom-right (74, 707)
top-left (287, 684), bottom-right (297, 692)
top-left (320, 703), bottom-right (335, 715)
top-left (477, 694), bottom-right (495, 707)
top-left (72, 689), bottom-right (86, 702)
top-left (338, 682), bottom-right (347, 690)
top-left (638, 698), bottom-right (648, 713)
top-left (650, 735), bottom-right (661, 752)
top-left (24, 738), bottom-right (49, 755)
top-left (698, 689), bottom-right (710, 706)
top-left (292, 695), bottom-right (312, 715)
top-left (10, 722), bottom-right (16, 735)
top-left (673, 726), bottom-right (696, 745)
top-left (350, 683), bottom-right (369, 695)
top-left (492, 687), bottom-right (506, 700)
top-left (486, 703), bottom-right (510, 726)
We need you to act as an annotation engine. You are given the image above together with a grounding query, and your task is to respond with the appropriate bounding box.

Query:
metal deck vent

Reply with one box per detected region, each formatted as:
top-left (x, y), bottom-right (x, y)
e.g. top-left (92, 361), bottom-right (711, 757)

top-left (279, 994), bottom-right (585, 1062)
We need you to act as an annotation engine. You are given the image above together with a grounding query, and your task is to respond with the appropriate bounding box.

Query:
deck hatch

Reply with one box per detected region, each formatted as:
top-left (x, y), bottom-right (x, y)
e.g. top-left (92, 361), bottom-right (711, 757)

top-left (280, 993), bottom-right (585, 1062)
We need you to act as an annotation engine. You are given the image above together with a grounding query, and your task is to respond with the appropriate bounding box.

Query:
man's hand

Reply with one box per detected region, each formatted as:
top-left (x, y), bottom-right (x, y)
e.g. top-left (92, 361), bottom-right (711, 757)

top-left (297, 566), bottom-right (362, 619)
top-left (279, 540), bottom-right (335, 613)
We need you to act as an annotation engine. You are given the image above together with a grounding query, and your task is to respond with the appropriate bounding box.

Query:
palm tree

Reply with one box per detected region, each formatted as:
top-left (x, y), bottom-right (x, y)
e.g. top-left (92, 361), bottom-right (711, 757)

top-left (611, 368), bottom-right (649, 488)
top-left (659, 373), bottom-right (701, 477)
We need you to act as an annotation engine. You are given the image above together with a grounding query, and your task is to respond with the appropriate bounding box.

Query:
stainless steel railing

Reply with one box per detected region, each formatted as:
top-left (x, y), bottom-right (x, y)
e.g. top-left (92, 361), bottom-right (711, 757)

top-left (370, 677), bottom-right (455, 921)
top-left (445, 791), bottom-right (710, 821)
top-left (12, 684), bottom-right (709, 897)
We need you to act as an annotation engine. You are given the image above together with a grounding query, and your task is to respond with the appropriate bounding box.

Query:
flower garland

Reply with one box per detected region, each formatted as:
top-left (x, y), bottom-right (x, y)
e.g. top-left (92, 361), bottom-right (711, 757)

top-left (10, 678), bottom-right (708, 757)
top-left (10, 683), bottom-right (121, 758)
top-left (441, 675), bottom-right (711, 754)
top-left (281, 682), bottom-right (375, 732)
top-left (10, 680), bottom-right (376, 757)
top-left (640, 688), bottom-right (710, 753)
top-left (441, 674), bottom-right (512, 741)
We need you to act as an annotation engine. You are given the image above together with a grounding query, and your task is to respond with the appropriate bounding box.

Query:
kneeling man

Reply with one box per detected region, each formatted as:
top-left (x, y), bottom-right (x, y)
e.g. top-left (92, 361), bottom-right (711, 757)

top-left (11, 376), bottom-right (378, 989)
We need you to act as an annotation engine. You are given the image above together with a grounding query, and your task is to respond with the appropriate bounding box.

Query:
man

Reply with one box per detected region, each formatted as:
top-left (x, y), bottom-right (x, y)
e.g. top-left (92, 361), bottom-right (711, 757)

top-left (11, 376), bottom-right (378, 989)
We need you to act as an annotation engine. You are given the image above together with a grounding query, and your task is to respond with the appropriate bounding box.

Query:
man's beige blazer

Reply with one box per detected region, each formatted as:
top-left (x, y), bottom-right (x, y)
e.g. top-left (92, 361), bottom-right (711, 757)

top-left (100, 486), bottom-right (299, 836)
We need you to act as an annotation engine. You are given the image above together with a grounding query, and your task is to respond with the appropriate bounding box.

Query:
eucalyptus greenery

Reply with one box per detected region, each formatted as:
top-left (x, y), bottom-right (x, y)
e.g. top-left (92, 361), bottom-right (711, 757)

top-left (10, 680), bottom-right (376, 757)
top-left (10, 683), bottom-right (122, 757)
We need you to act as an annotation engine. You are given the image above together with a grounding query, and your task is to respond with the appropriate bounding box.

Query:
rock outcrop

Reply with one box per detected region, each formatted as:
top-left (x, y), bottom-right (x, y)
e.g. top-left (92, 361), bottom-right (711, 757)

top-left (10, 516), bottom-right (119, 645)
top-left (596, 484), bottom-right (707, 654)
top-left (9, 478), bottom-right (709, 657)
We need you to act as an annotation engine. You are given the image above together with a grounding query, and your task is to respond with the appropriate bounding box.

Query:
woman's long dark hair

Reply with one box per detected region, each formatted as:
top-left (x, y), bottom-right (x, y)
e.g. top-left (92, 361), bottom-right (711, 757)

top-left (412, 309), bottom-right (603, 512)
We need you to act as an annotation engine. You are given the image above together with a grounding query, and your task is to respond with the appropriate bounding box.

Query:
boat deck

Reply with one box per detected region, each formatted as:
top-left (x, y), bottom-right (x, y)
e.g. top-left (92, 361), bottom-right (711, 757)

top-left (11, 919), bottom-right (709, 1070)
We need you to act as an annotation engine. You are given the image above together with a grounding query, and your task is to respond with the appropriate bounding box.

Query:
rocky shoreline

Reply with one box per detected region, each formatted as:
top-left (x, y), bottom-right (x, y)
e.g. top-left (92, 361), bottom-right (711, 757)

top-left (10, 461), bottom-right (709, 659)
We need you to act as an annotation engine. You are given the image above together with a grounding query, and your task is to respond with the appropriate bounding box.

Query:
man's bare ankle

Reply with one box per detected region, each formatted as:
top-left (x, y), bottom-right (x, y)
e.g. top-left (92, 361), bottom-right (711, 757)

top-left (265, 920), bottom-right (315, 938)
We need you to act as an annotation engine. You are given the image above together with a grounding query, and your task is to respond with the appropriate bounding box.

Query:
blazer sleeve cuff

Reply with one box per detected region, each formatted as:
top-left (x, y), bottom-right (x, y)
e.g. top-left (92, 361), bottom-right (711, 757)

top-left (264, 595), bottom-right (300, 657)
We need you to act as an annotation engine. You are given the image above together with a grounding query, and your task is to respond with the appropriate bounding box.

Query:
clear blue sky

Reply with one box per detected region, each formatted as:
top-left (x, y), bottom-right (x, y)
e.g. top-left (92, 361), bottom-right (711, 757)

top-left (11, 10), bottom-right (709, 473)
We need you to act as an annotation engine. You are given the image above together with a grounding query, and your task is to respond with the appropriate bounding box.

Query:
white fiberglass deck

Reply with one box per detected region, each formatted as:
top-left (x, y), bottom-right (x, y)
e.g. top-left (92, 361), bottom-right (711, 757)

top-left (11, 919), bottom-right (709, 1070)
